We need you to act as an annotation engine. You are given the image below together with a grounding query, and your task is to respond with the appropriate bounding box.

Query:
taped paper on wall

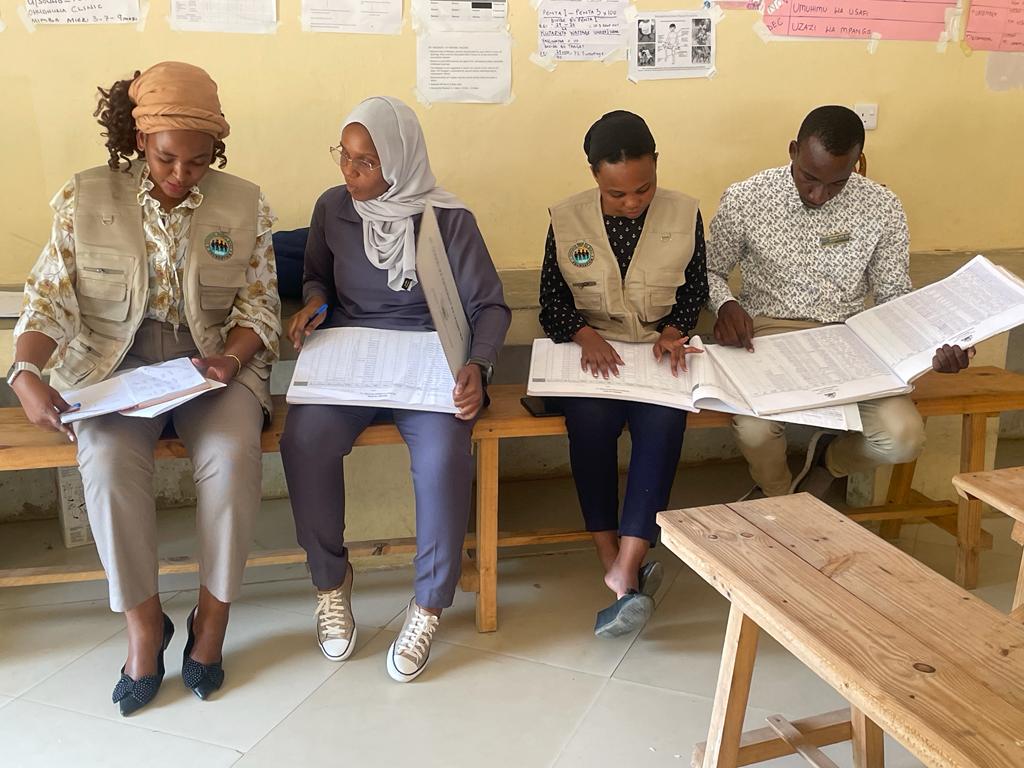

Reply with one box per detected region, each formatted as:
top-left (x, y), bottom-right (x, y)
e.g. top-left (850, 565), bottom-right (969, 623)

top-left (413, 0), bottom-right (507, 31)
top-left (416, 30), bottom-right (513, 103)
top-left (628, 11), bottom-right (716, 80)
top-left (23, 0), bottom-right (140, 24)
top-left (537, 0), bottom-right (628, 61)
top-left (301, 0), bottom-right (402, 33)
top-left (762, 0), bottom-right (957, 41)
top-left (964, 0), bottom-right (1024, 52)
top-left (170, 0), bottom-right (276, 33)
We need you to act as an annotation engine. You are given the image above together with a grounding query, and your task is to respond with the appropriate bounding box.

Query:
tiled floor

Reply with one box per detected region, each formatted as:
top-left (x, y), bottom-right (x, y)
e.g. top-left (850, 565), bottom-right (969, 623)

top-left (1, 465), bottom-right (1020, 767)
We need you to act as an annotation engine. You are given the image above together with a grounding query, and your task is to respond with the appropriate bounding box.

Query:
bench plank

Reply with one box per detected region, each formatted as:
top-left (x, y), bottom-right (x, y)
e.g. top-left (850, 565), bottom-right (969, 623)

top-left (658, 504), bottom-right (1024, 768)
top-left (953, 466), bottom-right (1024, 521)
top-left (726, 494), bottom-right (1024, 711)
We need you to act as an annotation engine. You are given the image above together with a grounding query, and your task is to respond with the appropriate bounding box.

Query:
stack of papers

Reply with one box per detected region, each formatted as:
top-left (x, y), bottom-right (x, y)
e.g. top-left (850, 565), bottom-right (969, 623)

top-left (60, 358), bottom-right (225, 423)
top-left (287, 327), bottom-right (458, 413)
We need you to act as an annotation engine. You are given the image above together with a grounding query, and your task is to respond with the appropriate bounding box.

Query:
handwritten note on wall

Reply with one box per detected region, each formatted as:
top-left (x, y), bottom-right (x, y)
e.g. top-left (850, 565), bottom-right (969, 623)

top-left (965, 0), bottom-right (1024, 51)
top-left (763, 0), bottom-right (953, 41)
top-left (24, 0), bottom-right (140, 24)
top-left (537, 0), bottom-right (627, 60)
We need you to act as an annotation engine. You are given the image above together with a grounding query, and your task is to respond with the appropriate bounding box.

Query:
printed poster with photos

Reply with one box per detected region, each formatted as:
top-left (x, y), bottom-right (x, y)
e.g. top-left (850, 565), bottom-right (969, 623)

top-left (629, 11), bottom-right (716, 81)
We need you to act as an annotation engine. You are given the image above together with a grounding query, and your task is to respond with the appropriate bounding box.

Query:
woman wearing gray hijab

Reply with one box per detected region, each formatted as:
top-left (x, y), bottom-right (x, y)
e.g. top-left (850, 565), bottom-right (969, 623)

top-left (281, 96), bottom-right (510, 682)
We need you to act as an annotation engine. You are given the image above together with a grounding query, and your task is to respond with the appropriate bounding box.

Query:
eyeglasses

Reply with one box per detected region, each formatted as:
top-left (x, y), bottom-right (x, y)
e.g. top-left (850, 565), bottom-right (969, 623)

top-left (329, 144), bottom-right (380, 174)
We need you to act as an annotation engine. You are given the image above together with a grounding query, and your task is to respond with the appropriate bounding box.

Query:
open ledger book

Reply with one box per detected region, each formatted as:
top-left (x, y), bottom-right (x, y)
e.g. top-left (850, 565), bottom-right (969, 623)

top-left (60, 358), bottom-right (226, 424)
top-left (528, 336), bottom-right (864, 430)
top-left (529, 255), bottom-right (1024, 424)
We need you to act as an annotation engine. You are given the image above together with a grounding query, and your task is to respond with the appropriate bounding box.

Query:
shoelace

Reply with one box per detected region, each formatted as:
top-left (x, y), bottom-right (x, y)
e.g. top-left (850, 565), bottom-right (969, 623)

top-left (316, 591), bottom-right (350, 638)
top-left (395, 609), bottom-right (438, 662)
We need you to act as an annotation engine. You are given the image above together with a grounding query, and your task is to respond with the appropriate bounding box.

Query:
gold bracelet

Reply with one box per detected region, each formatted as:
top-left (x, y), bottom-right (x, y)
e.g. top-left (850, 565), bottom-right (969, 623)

top-left (226, 354), bottom-right (242, 375)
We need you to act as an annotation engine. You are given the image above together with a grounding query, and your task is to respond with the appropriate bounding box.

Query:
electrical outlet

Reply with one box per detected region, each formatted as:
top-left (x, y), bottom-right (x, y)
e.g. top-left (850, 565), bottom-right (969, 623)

top-left (853, 103), bottom-right (878, 130)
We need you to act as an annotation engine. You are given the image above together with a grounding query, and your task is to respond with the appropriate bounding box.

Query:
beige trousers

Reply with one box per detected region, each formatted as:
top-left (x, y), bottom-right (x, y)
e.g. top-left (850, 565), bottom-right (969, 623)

top-left (732, 317), bottom-right (926, 497)
top-left (75, 320), bottom-right (264, 612)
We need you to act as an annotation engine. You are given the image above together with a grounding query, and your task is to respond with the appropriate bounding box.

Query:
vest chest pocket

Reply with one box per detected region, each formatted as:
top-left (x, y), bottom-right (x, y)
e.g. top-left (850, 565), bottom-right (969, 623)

top-left (569, 283), bottom-right (605, 314)
top-left (76, 252), bottom-right (134, 322)
top-left (642, 269), bottom-right (683, 323)
top-left (198, 263), bottom-right (247, 311)
top-left (60, 338), bottom-right (102, 385)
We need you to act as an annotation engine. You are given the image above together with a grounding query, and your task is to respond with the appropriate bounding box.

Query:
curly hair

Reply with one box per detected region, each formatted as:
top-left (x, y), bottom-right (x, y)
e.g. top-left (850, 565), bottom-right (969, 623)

top-left (93, 71), bottom-right (228, 171)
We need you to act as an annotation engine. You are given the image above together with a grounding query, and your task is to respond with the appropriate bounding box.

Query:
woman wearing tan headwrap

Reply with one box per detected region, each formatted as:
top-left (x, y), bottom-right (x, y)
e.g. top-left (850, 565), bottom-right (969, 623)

top-left (11, 62), bottom-right (281, 715)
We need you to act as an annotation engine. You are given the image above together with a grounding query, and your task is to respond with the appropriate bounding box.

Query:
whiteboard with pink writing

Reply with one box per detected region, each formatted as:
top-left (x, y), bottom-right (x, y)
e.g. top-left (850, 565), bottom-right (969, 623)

top-left (964, 0), bottom-right (1024, 51)
top-left (762, 0), bottom-right (955, 40)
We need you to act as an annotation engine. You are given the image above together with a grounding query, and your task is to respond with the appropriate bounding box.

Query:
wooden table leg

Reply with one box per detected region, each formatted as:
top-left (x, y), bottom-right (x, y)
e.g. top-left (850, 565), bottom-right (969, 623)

top-left (702, 605), bottom-right (760, 768)
top-left (475, 437), bottom-right (499, 633)
top-left (879, 459), bottom-right (917, 540)
top-left (851, 706), bottom-right (885, 768)
top-left (956, 414), bottom-right (988, 589)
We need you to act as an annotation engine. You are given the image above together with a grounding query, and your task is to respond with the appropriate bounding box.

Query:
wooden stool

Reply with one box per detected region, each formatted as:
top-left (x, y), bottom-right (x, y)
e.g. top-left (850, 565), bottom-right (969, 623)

top-left (953, 466), bottom-right (1024, 621)
top-left (658, 494), bottom-right (1024, 768)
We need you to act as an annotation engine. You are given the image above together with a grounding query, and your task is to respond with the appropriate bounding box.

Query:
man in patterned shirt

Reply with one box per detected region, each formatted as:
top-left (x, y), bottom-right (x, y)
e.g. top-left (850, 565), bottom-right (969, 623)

top-left (707, 105), bottom-right (972, 498)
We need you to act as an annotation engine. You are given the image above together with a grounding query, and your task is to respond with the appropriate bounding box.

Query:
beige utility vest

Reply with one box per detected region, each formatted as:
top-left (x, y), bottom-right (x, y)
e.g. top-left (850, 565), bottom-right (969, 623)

top-left (550, 187), bottom-right (699, 343)
top-left (51, 164), bottom-right (273, 416)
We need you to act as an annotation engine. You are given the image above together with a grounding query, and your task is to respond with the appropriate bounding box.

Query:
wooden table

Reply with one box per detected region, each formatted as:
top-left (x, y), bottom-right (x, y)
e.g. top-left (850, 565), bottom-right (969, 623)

top-left (954, 466), bottom-right (1024, 621)
top-left (658, 494), bottom-right (1024, 768)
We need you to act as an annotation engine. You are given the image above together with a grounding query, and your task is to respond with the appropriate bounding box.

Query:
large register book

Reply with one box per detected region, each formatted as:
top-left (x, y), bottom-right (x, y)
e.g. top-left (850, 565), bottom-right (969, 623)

top-left (286, 204), bottom-right (470, 414)
top-left (529, 256), bottom-right (1024, 425)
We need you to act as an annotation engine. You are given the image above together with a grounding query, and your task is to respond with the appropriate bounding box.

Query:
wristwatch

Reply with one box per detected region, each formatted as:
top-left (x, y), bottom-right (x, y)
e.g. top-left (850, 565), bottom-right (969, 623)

top-left (6, 361), bottom-right (42, 387)
top-left (468, 356), bottom-right (494, 386)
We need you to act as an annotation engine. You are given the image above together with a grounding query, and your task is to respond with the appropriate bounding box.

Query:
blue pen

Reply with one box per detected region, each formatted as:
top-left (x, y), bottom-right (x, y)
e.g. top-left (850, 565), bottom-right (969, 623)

top-left (305, 303), bottom-right (328, 328)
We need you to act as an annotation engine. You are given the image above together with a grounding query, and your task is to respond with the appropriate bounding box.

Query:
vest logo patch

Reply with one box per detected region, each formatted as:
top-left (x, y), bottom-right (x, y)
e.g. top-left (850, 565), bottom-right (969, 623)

top-left (568, 241), bottom-right (595, 268)
top-left (205, 231), bottom-right (234, 260)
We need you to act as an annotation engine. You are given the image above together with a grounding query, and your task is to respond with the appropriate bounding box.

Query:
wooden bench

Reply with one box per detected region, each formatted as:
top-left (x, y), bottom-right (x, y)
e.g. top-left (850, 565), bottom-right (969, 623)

top-left (1, 366), bottom-right (1023, 632)
top-left (658, 494), bottom-right (1024, 768)
top-left (953, 466), bottom-right (1024, 622)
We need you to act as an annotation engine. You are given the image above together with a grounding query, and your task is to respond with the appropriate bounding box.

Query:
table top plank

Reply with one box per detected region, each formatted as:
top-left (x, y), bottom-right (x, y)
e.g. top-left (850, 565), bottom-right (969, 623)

top-left (953, 466), bottom-right (1024, 521)
top-left (657, 505), bottom-right (1024, 768)
top-left (724, 494), bottom-right (1024, 712)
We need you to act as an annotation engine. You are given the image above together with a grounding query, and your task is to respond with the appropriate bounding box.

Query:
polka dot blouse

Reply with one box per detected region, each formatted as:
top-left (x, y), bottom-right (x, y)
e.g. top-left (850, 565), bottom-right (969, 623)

top-left (538, 209), bottom-right (709, 343)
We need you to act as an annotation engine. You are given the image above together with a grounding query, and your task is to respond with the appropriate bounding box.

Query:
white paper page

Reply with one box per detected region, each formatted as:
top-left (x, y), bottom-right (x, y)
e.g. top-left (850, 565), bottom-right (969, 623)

top-left (0, 291), bottom-right (23, 318)
top-left (24, 0), bottom-right (140, 24)
top-left (60, 358), bottom-right (208, 423)
top-left (287, 327), bottom-right (457, 413)
top-left (527, 337), bottom-right (700, 412)
top-left (537, 0), bottom-right (628, 61)
top-left (170, 0), bottom-right (276, 32)
top-left (124, 380), bottom-right (227, 418)
top-left (414, 0), bottom-right (506, 30)
top-left (416, 205), bottom-right (470, 376)
top-left (707, 325), bottom-right (910, 416)
top-left (692, 348), bottom-right (864, 431)
top-left (416, 30), bottom-right (512, 104)
top-left (301, 0), bottom-right (402, 33)
top-left (846, 256), bottom-right (1024, 383)
top-left (628, 11), bottom-right (715, 81)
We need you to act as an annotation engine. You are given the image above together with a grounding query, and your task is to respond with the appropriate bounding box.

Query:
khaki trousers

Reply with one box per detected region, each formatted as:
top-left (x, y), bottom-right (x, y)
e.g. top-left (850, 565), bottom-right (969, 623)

top-left (75, 320), bottom-right (264, 612)
top-left (732, 317), bottom-right (926, 497)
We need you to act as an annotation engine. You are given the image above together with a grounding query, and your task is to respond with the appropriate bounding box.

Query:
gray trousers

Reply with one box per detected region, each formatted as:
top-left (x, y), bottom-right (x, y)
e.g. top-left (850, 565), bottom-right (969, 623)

top-left (75, 321), bottom-right (264, 612)
top-left (280, 405), bottom-right (474, 609)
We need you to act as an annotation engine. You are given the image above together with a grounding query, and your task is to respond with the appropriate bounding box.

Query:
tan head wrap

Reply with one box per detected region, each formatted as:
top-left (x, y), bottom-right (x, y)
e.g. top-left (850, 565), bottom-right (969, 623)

top-left (128, 62), bottom-right (230, 140)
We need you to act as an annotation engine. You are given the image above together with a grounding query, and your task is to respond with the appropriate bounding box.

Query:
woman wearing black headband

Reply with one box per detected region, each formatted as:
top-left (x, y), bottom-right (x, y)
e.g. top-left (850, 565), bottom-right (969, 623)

top-left (538, 110), bottom-right (709, 637)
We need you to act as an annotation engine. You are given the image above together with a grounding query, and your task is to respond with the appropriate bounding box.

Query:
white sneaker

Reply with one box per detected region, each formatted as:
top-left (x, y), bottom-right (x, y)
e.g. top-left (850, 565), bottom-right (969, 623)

top-left (315, 564), bottom-right (357, 662)
top-left (387, 599), bottom-right (439, 683)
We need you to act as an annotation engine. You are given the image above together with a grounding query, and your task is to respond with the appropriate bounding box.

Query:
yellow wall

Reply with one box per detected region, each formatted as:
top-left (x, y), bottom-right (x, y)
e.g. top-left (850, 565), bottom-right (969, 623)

top-left (1, 3), bottom-right (1022, 284)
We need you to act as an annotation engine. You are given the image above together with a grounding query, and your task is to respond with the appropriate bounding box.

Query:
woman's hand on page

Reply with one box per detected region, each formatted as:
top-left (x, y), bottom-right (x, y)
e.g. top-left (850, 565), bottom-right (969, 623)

top-left (453, 363), bottom-right (484, 421)
top-left (12, 374), bottom-right (76, 441)
top-left (191, 355), bottom-right (238, 384)
top-left (653, 327), bottom-right (703, 376)
top-left (573, 326), bottom-right (625, 379)
top-left (288, 298), bottom-right (328, 350)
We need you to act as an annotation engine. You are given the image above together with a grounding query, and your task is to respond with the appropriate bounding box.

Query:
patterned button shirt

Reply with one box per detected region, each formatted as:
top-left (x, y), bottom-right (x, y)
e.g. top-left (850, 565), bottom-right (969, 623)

top-left (706, 165), bottom-right (911, 324)
top-left (16, 164), bottom-right (282, 364)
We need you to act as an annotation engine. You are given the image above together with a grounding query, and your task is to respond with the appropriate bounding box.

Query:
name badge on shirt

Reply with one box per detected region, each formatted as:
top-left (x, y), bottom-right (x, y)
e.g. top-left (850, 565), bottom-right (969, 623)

top-left (820, 232), bottom-right (852, 247)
